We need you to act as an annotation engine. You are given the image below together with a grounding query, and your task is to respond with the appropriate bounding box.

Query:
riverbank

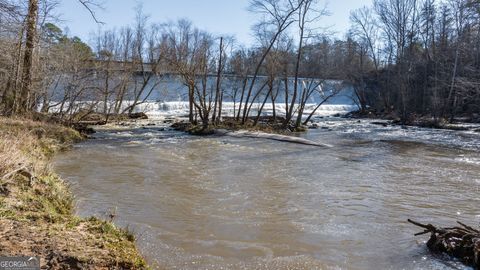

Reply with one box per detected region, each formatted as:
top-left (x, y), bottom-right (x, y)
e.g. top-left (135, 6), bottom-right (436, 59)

top-left (0, 117), bottom-right (148, 269)
top-left (345, 109), bottom-right (480, 132)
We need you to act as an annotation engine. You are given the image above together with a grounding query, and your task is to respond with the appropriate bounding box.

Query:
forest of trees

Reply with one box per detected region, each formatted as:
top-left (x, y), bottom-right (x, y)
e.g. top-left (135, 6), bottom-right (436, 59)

top-left (348, 0), bottom-right (480, 123)
top-left (1, 0), bottom-right (479, 129)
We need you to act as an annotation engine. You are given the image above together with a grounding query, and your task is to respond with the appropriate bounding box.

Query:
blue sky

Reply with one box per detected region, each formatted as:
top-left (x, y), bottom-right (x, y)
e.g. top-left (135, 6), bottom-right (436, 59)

top-left (58, 0), bottom-right (373, 46)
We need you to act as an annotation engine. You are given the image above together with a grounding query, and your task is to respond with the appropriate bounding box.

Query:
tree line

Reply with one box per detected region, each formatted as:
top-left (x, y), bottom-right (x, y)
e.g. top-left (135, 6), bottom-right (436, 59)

top-left (1, 0), bottom-right (357, 130)
top-left (2, 0), bottom-right (475, 129)
top-left (348, 0), bottom-right (480, 123)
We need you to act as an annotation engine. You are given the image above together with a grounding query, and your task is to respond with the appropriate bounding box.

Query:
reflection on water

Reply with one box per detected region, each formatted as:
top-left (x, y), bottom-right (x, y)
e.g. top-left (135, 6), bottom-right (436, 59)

top-left (54, 119), bottom-right (480, 270)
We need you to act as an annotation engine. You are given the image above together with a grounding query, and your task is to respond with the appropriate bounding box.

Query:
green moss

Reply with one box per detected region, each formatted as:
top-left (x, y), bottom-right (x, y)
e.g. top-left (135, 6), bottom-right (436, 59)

top-left (85, 217), bottom-right (148, 268)
top-left (37, 174), bottom-right (74, 215)
top-left (187, 125), bottom-right (215, 135)
top-left (293, 125), bottom-right (308, 132)
top-left (65, 216), bottom-right (82, 229)
top-left (0, 199), bottom-right (16, 219)
top-left (13, 173), bottom-right (73, 223)
top-left (86, 217), bottom-right (136, 243)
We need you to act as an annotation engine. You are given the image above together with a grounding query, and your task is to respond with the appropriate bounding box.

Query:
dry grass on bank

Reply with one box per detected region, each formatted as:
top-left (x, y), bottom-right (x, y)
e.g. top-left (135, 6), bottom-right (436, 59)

top-left (0, 117), bottom-right (148, 269)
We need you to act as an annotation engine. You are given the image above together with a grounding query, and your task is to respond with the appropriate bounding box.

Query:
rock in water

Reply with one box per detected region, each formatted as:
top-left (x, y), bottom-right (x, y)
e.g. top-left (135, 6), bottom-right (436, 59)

top-left (128, 112), bottom-right (148, 119)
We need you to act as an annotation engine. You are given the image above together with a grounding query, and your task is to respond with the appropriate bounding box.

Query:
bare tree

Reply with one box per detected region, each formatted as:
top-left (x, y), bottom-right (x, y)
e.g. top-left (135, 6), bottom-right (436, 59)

top-left (212, 36), bottom-right (224, 124)
top-left (0, 0), bottom-right (102, 116)
top-left (349, 7), bottom-right (381, 112)
top-left (374, 0), bottom-right (420, 121)
top-left (166, 19), bottom-right (219, 127)
top-left (290, 0), bottom-right (329, 129)
top-left (350, 6), bottom-right (380, 71)
top-left (240, 0), bottom-right (304, 124)
top-left (16, 0), bottom-right (39, 114)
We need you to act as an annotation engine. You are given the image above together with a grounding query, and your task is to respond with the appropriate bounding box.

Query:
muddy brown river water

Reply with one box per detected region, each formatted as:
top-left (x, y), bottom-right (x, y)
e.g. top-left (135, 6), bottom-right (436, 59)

top-left (54, 119), bottom-right (480, 270)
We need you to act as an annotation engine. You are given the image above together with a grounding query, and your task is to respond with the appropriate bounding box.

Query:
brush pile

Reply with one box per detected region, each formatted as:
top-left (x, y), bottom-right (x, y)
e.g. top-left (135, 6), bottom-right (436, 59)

top-left (408, 219), bottom-right (480, 269)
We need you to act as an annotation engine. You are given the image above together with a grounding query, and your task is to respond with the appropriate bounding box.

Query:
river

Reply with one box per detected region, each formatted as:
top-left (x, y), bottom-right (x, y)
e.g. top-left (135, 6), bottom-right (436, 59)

top-left (54, 118), bottom-right (480, 270)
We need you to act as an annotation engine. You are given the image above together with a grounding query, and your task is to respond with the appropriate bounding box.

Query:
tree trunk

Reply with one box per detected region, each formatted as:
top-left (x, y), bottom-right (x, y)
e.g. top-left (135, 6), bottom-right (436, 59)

top-left (188, 83), bottom-right (194, 123)
top-left (236, 77), bottom-right (247, 121)
top-left (212, 37), bottom-right (223, 124)
top-left (286, 2), bottom-right (308, 127)
top-left (17, 0), bottom-right (39, 114)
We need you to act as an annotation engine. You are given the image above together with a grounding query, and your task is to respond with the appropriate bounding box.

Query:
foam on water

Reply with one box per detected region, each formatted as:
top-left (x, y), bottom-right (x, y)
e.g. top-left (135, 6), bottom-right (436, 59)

top-left (455, 156), bottom-right (480, 165)
top-left (308, 119), bottom-right (480, 151)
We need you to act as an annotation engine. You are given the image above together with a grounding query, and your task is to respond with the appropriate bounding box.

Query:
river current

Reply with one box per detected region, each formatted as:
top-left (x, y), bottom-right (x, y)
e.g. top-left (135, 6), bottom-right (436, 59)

top-left (54, 118), bottom-right (480, 270)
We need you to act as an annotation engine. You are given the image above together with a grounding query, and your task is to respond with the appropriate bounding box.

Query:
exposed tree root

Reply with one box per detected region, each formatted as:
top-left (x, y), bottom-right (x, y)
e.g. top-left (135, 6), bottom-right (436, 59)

top-left (408, 219), bottom-right (480, 269)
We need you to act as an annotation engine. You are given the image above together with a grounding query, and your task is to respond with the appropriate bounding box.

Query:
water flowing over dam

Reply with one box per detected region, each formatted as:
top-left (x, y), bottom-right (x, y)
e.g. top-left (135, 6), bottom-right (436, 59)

top-left (54, 117), bottom-right (480, 270)
top-left (46, 75), bottom-right (359, 118)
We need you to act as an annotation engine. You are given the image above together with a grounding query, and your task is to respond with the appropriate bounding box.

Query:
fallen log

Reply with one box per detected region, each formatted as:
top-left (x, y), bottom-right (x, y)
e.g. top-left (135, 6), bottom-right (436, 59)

top-left (215, 129), bottom-right (332, 148)
top-left (408, 219), bottom-right (480, 269)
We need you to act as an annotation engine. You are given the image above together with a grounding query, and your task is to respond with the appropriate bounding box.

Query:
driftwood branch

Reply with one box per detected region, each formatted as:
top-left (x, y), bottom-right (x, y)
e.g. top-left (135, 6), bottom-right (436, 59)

top-left (409, 219), bottom-right (480, 269)
top-left (1, 165), bottom-right (37, 188)
top-left (1, 166), bottom-right (29, 181)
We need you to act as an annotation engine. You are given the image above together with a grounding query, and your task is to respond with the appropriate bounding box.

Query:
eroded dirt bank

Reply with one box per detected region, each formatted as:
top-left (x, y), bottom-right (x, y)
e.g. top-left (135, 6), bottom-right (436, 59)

top-left (0, 117), bottom-right (148, 269)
